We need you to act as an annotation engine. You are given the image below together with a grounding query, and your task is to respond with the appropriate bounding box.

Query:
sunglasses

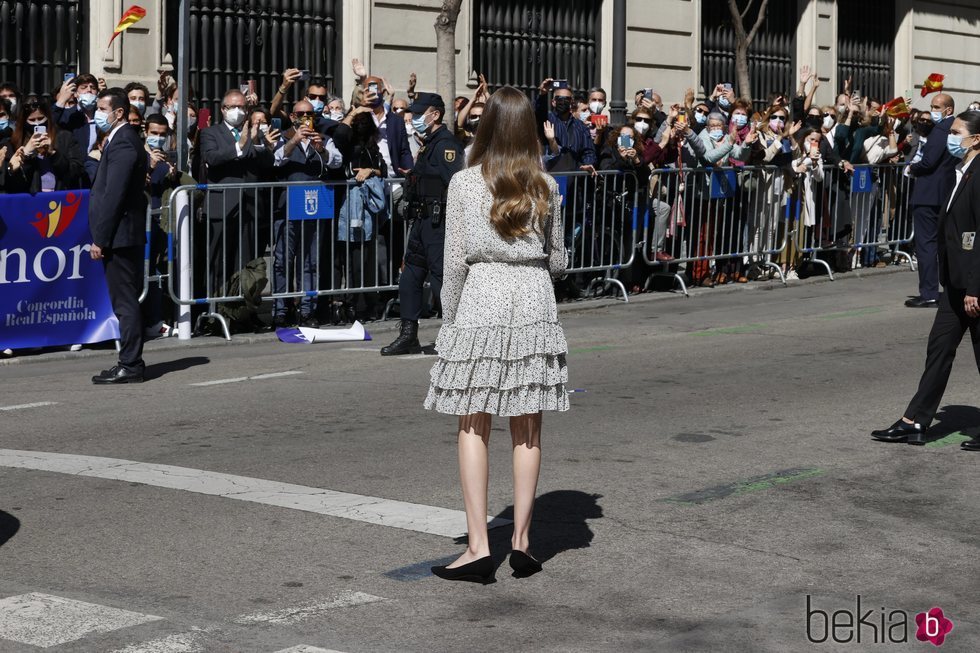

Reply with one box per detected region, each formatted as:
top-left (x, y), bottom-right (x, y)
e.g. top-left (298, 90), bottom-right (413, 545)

top-left (634, 118), bottom-right (649, 124)
top-left (822, 113), bottom-right (835, 118)
top-left (695, 108), bottom-right (708, 115)
top-left (392, 107), bottom-right (405, 114)
top-left (294, 111), bottom-right (315, 117)
top-left (771, 115), bottom-right (787, 121)
top-left (308, 93), bottom-right (327, 101)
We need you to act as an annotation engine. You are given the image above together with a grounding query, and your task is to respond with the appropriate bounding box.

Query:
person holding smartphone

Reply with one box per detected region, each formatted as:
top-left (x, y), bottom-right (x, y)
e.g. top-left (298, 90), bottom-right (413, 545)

top-left (534, 77), bottom-right (596, 174)
top-left (3, 97), bottom-right (83, 194)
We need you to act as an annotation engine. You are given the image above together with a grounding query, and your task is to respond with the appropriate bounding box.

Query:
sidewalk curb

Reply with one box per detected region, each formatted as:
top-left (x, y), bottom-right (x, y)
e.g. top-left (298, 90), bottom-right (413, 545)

top-left (0, 264), bottom-right (912, 367)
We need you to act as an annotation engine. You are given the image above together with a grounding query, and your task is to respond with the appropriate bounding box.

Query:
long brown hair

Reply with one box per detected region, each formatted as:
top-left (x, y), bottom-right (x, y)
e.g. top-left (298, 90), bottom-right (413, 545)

top-left (468, 86), bottom-right (550, 239)
top-left (11, 97), bottom-right (58, 150)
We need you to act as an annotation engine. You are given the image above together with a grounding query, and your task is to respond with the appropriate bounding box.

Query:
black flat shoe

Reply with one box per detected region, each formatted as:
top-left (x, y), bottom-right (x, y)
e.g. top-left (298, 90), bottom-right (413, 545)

top-left (92, 365), bottom-right (144, 385)
top-left (431, 555), bottom-right (495, 584)
top-left (509, 550), bottom-right (543, 577)
top-left (871, 419), bottom-right (926, 443)
top-left (905, 297), bottom-right (937, 308)
top-left (961, 439), bottom-right (980, 451)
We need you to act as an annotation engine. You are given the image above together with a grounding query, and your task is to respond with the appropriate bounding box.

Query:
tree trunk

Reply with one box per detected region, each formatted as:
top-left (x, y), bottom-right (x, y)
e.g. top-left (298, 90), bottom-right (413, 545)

top-left (435, 0), bottom-right (463, 124)
top-left (735, 44), bottom-right (751, 102)
top-left (726, 0), bottom-right (770, 102)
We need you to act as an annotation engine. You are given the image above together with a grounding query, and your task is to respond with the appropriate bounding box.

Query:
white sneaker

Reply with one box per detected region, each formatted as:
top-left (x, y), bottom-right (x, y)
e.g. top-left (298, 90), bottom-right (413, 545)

top-left (144, 321), bottom-right (172, 339)
top-left (784, 270), bottom-right (799, 281)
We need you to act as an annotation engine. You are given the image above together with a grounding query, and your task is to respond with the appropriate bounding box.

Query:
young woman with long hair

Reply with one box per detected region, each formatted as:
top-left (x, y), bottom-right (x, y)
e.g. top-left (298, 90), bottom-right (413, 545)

top-left (425, 86), bottom-right (569, 584)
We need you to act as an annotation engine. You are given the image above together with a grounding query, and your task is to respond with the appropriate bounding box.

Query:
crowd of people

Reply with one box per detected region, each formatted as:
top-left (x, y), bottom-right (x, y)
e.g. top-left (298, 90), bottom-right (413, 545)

top-left (2, 59), bottom-right (979, 343)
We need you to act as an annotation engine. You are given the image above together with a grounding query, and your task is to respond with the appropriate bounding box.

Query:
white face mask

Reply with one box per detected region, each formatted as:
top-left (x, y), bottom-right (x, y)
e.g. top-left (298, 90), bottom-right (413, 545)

top-left (633, 121), bottom-right (650, 135)
top-left (837, 104), bottom-right (847, 113)
top-left (589, 101), bottom-right (604, 114)
top-left (224, 107), bottom-right (246, 128)
top-left (823, 116), bottom-right (835, 130)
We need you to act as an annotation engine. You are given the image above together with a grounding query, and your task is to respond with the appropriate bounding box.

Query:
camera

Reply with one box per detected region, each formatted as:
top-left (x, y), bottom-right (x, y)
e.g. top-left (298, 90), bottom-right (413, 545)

top-left (298, 70), bottom-right (311, 81)
top-left (552, 79), bottom-right (569, 90)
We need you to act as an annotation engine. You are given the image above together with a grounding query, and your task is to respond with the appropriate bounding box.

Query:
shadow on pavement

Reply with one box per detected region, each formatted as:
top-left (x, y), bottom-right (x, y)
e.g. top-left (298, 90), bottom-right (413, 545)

top-left (0, 510), bottom-right (21, 548)
top-left (927, 405), bottom-right (980, 440)
top-left (456, 490), bottom-right (603, 564)
top-left (143, 356), bottom-right (211, 381)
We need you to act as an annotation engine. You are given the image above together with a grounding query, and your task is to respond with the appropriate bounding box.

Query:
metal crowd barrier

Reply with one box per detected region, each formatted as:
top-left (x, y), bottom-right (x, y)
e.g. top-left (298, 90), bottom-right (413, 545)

top-left (553, 169), bottom-right (641, 302)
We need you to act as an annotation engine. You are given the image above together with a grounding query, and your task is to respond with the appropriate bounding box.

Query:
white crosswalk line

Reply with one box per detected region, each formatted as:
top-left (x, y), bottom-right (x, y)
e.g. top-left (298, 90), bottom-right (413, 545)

top-left (0, 401), bottom-right (58, 411)
top-left (234, 591), bottom-right (384, 626)
top-left (0, 449), bottom-right (511, 537)
top-left (271, 646), bottom-right (347, 653)
top-left (189, 370), bottom-right (304, 386)
top-left (0, 592), bottom-right (162, 649)
top-left (111, 630), bottom-right (209, 653)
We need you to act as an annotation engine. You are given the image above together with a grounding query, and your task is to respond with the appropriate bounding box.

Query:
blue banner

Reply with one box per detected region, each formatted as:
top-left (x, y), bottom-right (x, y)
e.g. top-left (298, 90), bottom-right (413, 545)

top-left (287, 184), bottom-right (335, 220)
top-left (710, 169), bottom-right (738, 200)
top-left (851, 166), bottom-right (874, 194)
top-left (0, 190), bottom-right (119, 349)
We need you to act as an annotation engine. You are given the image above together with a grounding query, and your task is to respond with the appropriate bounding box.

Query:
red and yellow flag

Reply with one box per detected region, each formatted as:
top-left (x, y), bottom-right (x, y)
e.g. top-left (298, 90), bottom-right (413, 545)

top-left (106, 5), bottom-right (147, 48)
top-left (920, 73), bottom-right (944, 98)
top-left (882, 97), bottom-right (911, 120)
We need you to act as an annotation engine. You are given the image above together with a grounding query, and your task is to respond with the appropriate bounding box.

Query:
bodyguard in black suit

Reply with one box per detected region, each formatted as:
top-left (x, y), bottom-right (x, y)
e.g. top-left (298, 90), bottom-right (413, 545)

top-left (89, 89), bottom-right (149, 384)
top-left (906, 94), bottom-right (959, 307)
top-left (872, 110), bottom-right (980, 449)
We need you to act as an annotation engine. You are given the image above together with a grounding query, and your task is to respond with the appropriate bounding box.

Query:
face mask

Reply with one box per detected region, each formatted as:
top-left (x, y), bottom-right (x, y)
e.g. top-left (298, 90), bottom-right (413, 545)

top-left (0, 118), bottom-right (8, 131)
top-left (718, 97), bottom-right (731, 109)
top-left (930, 110), bottom-right (945, 124)
top-left (146, 134), bottom-right (166, 149)
top-left (404, 121), bottom-right (415, 136)
top-left (78, 92), bottom-right (97, 110)
top-left (554, 97), bottom-right (572, 114)
top-left (308, 98), bottom-right (325, 114)
top-left (589, 101), bottom-right (604, 114)
top-left (823, 116), bottom-right (835, 130)
top-left (224, 107), bottom-right (245, 128)
top-left (165, 104), bottom-right (177, 116)
top-left (131, 101), bottom-right (145, 116)
top-left (694, 112), bottom-right (707, 125)
top-left (837, 104), bottom-right (847, 113)
top-left (769, 118), bottom-right (785, 132)
top-left (412, 113), bottom-right (430, 135)
top-left (946, 133), bottom-right (973, 159)
top-left (805, 116), bottom-right (822, 130)
top-left (916, 122), bottom-right (933, 137)
top-left (188, 123), bottom-right (198, 136)
top-left (466, 117), bottom-right (481, 132)
top-left (579, 111), bottom-right (590, 122)
top-left (329, 110), bottom-right (344, 121)
top-left (633, 120), bottom-right (650, 135)
top-left (708, 128), bottom-right (724, 141)
top-left (94, 109), bottom-right (115, 133)
top-left (732, 114), bottom-right (748, 128)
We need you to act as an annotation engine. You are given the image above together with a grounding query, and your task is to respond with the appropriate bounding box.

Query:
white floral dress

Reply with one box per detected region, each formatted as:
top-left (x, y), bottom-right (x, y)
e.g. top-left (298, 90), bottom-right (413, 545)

top-left (423, 165), bottom-right (570, 416)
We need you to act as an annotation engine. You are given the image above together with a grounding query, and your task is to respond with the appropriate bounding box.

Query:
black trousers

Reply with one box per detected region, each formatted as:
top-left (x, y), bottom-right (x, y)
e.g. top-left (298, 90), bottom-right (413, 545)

top-left (912, 205), bottom-right (940, 301)
top-left (398, 218), bottom-right (444, 321)
top-left (103, 246), bottom-right (145, 372)
top-left (905, 289), bottom-right (980, 426)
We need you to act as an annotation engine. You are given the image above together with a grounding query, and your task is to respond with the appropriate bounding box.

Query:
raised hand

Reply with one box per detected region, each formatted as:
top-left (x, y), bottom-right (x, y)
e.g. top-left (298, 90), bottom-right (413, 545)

top-left (352, 58), bottom-right (367, 80)
top-left (543, 120), bottom-right (555, 140)
top-left (800, 64), bottom-right (811, 85)
top-left (538, 78), bottom-right (554, 96)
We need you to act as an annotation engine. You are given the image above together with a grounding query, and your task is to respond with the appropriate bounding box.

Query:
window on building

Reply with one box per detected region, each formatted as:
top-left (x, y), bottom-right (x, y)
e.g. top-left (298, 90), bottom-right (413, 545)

top-left (0, 1), bottom-right (83, 103)
top-left (473, 0), bottom-right (601, 95)
top-left (837, 0), bottom-right (895, 105)
top-left (701, 0), bottom-right (797, 107)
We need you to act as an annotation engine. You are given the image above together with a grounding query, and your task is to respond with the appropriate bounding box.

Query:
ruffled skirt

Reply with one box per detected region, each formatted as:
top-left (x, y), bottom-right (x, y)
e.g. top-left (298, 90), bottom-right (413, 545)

top-left (424, 262), bottom-right (569, 416)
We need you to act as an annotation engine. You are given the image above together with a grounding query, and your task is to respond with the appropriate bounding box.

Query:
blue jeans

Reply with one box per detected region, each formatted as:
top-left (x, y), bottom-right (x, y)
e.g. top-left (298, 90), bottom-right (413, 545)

top-left (272, 218), bottom-right (319, 318)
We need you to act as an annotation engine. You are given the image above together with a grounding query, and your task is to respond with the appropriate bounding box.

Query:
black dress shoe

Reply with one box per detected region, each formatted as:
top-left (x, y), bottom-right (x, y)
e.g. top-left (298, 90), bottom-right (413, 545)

top-left (871, 419), bottom-right (926, 443)
top-left (961, 439), bottom-right (980, 451)
top-left (299, 315), bottom-right (319, 328)
top-left (509, 550), bottom-right (543, 577)
top-left (431, 555), bottom-right (495, 584)
top-left (905, 297), bottom-right (937, 308)
top-left (92, 365), bottom-right (144, 385)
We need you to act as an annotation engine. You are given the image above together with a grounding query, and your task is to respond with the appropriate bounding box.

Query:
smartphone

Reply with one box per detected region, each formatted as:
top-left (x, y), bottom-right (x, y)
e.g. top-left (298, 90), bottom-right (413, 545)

top-left (589, 114), bottom-right (608, 128)
top-left (33, 125), bottom-right (47, 135)
top-left (367, 82), bottom-right (379, 95)
top-left (852, 90), bottom-right (862, 102)
top-left (248, 79), bottom-right (256, 95)
top-left (298, 70), bottom-right (311, 81)
top-left (301, 116), bottom-right (314, 130)
top-left (676, 113), bottom-right (687, 125)
top-left (552, 79), bottom-right (569, 90)
top-left (239, 83), bottom-right (250, 95)
top-left (618, 134), bottom-right (632, 148)
top-left (722, 83), bottom-right (733, 92)
top-left (643, 88), bottom-right (654, 100)
top-left (271, 117), bottom-right (282, 131)
top-left (63, 73), bottom-right (75, 84)
top-left (197, 108), bottom-right (211, 129)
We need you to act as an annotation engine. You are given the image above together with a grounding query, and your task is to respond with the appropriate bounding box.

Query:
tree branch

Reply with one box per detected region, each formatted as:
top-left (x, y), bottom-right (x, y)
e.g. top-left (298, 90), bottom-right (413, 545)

top-left (740, 0), bottom-right (756, 22)
top-left (745, 0), bottom-right (770, 46)
top-left (727, 0), bottom-right (747, 39)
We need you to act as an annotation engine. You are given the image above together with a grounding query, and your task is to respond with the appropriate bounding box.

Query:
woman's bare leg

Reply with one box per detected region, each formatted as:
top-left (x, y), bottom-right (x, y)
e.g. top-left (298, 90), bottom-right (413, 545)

top-left (510, 412), bottom-right (542, 554)
top-left (447, 412), bottom-right (492, 568)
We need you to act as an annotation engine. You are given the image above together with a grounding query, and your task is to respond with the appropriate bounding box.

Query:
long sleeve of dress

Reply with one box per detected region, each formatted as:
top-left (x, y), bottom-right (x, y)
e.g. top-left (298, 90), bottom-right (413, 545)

top-left (547, 181), bottom-right (568, 277)
top-left (440, 174), bottom-right (468, 324)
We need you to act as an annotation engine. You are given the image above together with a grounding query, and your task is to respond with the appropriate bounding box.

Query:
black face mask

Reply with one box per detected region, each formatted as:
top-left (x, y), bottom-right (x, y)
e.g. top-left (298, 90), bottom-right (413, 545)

top-left (805, 116), bottom-right (823, 130)
top-left (188, 123), bottom-right (198, 136)
top-left (916, 121), bottom-right (934, 137)
top-left (466, 118), bottom-right (480, 132)
top-left (554, 97), bottom-right (572, 115)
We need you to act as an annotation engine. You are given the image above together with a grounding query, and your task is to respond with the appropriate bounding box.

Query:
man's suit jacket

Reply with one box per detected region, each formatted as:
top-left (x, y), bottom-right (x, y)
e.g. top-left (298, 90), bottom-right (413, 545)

top-left (54, 105), bottom-right (97, 159)
top-left (88, 123), bottom-right (148, 250)
top-left (198, 123), bottom-right (273, 217)
top-left (910, 116), bottom-right (958, 207)
top-left (938, 160), bottom-right (980, 295)
top-left (381, 110), bottom-right (414, 174)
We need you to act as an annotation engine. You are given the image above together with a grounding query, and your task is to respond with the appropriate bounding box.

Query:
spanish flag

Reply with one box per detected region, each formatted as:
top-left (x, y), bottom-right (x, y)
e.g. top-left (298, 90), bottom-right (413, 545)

top-left (882, 97), bottom-right (910, 120)
top-left (106, 5), bottom-right (147, 49)
top-left (920, 73), bottom-right (944, 98)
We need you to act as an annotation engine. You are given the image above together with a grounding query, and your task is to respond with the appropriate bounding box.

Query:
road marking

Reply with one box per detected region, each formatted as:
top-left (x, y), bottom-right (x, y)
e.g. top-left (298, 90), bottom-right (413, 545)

top-left (189, 370), bottom-right (304, 386)
top-left (112, 630), bottom-right (209, 653)
top-left (818, 307), bottom-right (884, 320)
top-left (234, 591), bottom-right (384, 626)
top-left (0, 592), bottom-right (162, 649)
top-left (925, 432), bottom-right (973, 449)
top-left (0, 449), bottom-right (511, 538)
top-left (689, 323), bottom-right (767, 337)
top-left (272, 647), bottom-right (347, 653)
top-left (665, 468), bottom-right (825, 505)
top-left (0, 401), bottom-right (58, 412)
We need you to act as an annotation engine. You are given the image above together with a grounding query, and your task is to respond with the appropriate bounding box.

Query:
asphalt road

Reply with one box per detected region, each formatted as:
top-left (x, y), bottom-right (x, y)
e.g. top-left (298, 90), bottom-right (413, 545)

top-left (2, 268), bottom-right (979, 652)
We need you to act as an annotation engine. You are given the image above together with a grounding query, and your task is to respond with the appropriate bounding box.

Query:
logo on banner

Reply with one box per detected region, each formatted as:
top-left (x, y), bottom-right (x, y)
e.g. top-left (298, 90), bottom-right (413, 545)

top-left (288, 184), bottom-right (334, 221)
top-left (31, 192), bottom-right (82, 239)
top-left (304, 189), bottom-right (318, 216)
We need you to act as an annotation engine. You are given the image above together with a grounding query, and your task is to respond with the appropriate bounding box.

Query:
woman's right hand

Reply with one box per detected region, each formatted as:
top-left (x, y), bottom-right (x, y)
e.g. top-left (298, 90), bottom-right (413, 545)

top-left (22, 134), bottom-right (41, 156)
top-left (543, 120), bottom-right (555, 140)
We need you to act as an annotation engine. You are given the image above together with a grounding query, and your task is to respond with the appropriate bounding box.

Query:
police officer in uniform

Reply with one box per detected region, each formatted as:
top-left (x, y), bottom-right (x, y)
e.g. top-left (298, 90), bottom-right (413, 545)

top-left (381, 92), bottom-right (465, 356)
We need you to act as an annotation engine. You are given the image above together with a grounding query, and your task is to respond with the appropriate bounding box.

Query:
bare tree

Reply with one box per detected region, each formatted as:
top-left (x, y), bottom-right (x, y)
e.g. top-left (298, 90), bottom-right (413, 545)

top-left (727, 0), bottom-right (770, 100)
top-left (435, 0), bottom-right (463, 122)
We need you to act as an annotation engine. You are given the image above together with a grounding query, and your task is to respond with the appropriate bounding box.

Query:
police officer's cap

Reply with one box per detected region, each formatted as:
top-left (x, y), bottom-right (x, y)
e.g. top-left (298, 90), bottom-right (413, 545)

top-left (407, 92), bottom-right (446, 115)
